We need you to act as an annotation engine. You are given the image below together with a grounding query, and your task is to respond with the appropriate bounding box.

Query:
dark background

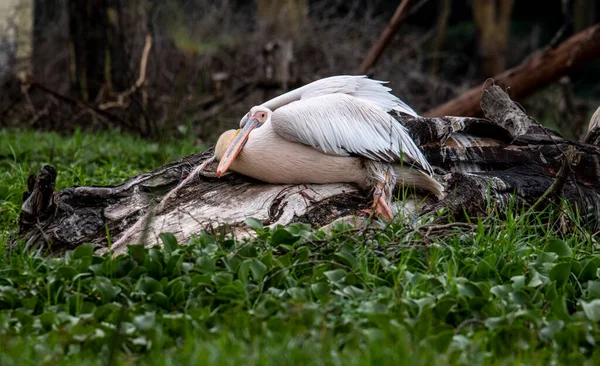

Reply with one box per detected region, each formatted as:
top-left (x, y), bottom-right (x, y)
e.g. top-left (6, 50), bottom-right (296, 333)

top-left (1, 0), bottom-right (598, 141)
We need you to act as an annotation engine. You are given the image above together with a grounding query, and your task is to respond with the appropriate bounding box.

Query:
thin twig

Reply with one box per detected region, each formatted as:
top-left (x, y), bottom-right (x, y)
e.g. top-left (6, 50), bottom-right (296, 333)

top-left (99, 35), bottom-right (153, 110)
top-left (527, 147), bottom-right (580, 214)
top-left (24, 78), bottom-right (131, 128)
top-left (110, 155), bottom-right (215, 251)
top-left (157, 156), bottom-right (215, 212)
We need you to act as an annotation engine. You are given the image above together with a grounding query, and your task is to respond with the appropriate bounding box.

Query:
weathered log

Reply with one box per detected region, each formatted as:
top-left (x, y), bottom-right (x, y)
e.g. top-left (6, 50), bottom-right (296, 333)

top-left (18, 155), bottom-right (370, 255)
top-left (15, 86), bottom-right (600, 254)
top-left (425, 25), bottom-right (600, 117)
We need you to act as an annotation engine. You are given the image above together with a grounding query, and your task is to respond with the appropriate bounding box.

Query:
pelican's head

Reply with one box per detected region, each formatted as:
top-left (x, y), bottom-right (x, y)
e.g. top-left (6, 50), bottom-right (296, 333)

top-left (216, 106), bottom-right (272, 178)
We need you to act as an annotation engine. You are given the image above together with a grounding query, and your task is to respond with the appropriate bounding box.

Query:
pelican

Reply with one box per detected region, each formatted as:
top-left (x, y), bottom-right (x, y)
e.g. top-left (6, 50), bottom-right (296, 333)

top-left (583, 106), bottom-right (600, 143)
top-left (215, 75), bottom-right (444, 218)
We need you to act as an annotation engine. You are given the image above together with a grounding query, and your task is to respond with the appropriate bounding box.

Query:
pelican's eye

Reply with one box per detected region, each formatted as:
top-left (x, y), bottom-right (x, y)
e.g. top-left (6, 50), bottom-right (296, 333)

top-left (252, 111), bottom-right (268, 122)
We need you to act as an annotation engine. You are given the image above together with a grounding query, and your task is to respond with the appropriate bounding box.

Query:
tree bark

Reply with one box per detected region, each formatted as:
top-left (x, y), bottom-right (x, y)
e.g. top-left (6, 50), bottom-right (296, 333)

top-left (68, 0), bottom-right (139, 102)
top-left (16, 85), bottom-right (600, 255)
top-left (424, 25), bottom-right (600, 117)
top-left (471, 0), bottom-right (514, 78)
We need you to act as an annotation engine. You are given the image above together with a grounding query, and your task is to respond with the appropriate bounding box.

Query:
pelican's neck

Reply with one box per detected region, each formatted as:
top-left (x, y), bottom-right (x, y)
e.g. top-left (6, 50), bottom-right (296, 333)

top-left (261, 85), bottom-right (305, 110)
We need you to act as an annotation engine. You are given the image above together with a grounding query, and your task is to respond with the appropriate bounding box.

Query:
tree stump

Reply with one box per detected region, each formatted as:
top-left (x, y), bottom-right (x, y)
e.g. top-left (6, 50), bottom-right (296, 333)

top-left (16, 86), bottom-right (600, 254)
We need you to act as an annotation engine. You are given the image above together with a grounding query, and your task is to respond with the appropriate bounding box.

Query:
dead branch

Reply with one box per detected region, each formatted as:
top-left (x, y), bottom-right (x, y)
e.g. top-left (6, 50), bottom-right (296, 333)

top-left (20, 76), bottom-right (132, 129)
top-left (99, 35), bottom-right (152, 111)
top-left (527, 146), bottom-right (580, 213)
top-left (424, 25), bottom-right (600, 117)
top-left (19, 165), bottom-right (57, 235)
top-left (479, 82), bottom-right (534, 136)
top-left (358, 0), bottom-right (412, 74)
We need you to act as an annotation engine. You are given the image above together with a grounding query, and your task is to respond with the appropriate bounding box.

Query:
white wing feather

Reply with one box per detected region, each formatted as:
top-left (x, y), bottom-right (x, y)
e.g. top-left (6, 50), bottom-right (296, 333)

top-left (293, 75), bottom-right (418, 117)
top-left (271, 94), bottom-right (432, 174)
top-left (240, 75), bottom-right (417, 127)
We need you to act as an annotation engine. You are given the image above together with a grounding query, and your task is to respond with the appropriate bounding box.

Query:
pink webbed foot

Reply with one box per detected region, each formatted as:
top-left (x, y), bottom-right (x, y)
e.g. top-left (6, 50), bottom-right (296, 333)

top-left (359, 188), bottom-right (393, 220)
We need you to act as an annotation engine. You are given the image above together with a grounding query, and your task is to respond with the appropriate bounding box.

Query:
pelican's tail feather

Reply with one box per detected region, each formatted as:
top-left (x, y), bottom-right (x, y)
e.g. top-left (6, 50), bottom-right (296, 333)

top-left (393, 166), bottom-right (445, 200)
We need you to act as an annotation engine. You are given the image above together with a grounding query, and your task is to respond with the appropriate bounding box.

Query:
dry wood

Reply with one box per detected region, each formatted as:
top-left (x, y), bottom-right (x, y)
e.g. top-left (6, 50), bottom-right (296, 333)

top-left (425, 25), bottom-right (600, 117)
top-left (15, 85), bottom-right (600, 255)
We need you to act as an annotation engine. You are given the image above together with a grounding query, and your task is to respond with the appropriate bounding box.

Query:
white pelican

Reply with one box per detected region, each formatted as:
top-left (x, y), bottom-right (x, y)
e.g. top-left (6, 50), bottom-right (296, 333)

top-left (215, 75), bottom-right (443, 218)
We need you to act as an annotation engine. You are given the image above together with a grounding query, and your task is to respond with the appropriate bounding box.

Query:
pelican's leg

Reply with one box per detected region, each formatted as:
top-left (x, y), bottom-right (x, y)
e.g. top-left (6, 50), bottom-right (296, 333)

top-left (371, 167), bottom-right (394, 220)
top-left (371, 184), bottom-right (393, 219)
top-left (361, 163), bottom-right (396, 220)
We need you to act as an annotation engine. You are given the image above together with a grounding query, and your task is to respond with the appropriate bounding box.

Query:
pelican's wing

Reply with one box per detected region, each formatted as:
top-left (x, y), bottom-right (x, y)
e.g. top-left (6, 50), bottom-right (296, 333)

top-left (583, 106), bottom-right (600, 143)
top-left (271, 94), bottom-right (432, 174)
top-left (293, 75), bottom-right (418, 117)
top-left (242, 75), bottom-right (417, 128)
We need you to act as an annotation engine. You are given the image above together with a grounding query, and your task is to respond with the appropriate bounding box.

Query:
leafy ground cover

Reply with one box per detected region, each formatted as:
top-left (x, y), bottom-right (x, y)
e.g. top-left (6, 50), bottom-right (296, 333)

top-left (0, 128), bottom-right (198, 237)
top-left (1, 129), bottom-right (600, 365)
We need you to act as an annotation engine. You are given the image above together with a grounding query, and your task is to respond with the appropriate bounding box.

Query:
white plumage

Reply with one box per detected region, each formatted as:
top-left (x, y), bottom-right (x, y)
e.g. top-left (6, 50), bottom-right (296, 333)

top-left (272, 93), bottom-right (432, 173)
top-left (268, 75), bottom-right (417, 116)
top-left (240, 75), bottom-right (417, 125)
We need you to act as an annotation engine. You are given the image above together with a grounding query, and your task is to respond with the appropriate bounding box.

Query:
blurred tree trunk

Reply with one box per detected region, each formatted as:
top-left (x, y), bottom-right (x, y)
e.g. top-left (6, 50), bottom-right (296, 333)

top-left (68, 0), bottom-right (149, 96)
top-left (0, 0), bottom-right (33, 117)
top-left (14, 0), bottom-right (33, 74)
top-left (113, 0), bottom-right (152, 135)
top-left (33, 0), bottom-right (70, 94)
top-left (68, 0), bottom-right (130, 101)
top-left (0, 0), bottom-right (33, 78)
top-left (256, 0), bottom-right (307, 89)
top-left (472, 0), bottom-right (514, 78)
top-left (574, 0), bottom-right (598, 32)
top-left (27, 0), bottom-right (151, 134)
top-left (67, 0), bottom-right (151, 133)
top-left (257, 0), bottom-right (307, 34)
top-left (32, 0), bottom-right (149, 101)
top-left (430, 0), bottom-right (452, 75)
top-left (0, 0), bottom-right (18, 80)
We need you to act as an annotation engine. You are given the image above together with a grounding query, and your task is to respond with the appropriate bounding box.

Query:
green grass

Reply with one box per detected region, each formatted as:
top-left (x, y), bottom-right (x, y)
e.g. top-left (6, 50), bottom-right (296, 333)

top-left (0, 128), bottom-right (200, 239)
top-left (2, 129), bottom-right (600, 365)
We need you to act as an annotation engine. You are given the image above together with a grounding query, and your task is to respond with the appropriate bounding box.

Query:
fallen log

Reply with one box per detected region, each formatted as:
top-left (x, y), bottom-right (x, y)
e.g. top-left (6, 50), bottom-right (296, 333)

top-left (16, 85), bottom-right (600, 254)
top-left (424, 25), bottom-right (600, 117)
